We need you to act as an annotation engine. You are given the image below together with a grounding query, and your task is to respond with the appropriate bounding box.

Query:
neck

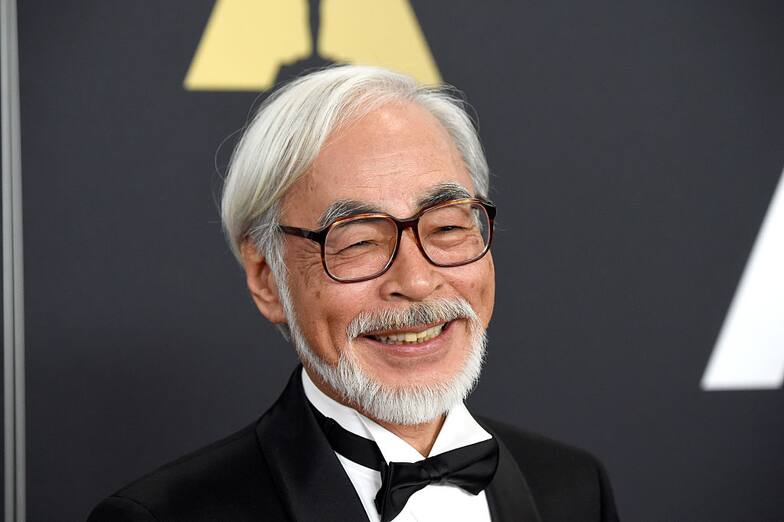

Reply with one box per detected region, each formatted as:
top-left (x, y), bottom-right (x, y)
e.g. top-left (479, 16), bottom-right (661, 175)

top-left (372, 415), bottom-right (445, 457)
top-left (308, 369), bottom-right (446, 457)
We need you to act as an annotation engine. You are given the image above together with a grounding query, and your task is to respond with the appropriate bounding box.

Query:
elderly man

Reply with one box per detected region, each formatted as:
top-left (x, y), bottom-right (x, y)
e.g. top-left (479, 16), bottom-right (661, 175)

top-left (88, 66), bottom-right (619, 522)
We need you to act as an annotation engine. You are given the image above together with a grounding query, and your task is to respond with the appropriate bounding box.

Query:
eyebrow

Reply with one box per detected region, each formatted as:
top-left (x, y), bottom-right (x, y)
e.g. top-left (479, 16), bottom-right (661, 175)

top-left (317, 200), bottom-right (384, 228)
top-left (317, 182), bottom-right (474, 228)
top-left (415, 182), bottom-right (472, 209)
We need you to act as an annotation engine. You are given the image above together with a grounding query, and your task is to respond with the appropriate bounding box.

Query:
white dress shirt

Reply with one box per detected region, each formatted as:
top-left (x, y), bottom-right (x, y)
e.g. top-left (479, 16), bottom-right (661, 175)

top-left (302, 370), bottom-right (493, 522)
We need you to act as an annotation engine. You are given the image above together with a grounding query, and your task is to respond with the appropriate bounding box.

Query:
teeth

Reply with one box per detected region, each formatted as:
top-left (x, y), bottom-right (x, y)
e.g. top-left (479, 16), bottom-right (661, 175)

top-left (371, 323), bottom-right (446, 344)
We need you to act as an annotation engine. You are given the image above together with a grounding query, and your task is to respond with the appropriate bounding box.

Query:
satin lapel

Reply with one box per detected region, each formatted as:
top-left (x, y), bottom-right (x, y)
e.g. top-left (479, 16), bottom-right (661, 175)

top-left (255, 368), bottom-right (368, 522)
top-left (481, 422), bottom-right (543, 522)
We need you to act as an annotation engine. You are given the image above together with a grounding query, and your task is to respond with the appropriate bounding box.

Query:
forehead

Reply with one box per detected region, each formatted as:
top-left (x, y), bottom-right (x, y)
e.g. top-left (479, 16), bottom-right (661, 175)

top-left (279, 101), bottom-right (475, 226)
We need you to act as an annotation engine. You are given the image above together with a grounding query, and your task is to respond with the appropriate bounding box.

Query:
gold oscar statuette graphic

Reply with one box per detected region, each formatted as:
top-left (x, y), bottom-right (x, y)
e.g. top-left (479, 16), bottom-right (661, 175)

top-left (184, 0), bottom-right (442, 91)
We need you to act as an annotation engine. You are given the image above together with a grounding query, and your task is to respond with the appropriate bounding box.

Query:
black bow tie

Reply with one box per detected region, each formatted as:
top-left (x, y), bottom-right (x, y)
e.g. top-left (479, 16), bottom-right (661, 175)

top-left (310, 404), bottom-right (499, 522)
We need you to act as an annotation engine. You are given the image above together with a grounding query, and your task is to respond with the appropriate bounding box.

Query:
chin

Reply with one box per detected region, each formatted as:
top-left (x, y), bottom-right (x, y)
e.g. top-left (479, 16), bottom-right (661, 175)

top-left (286, 297), bottom-right (489, 424)
top-left (294, 325), bottom-right (488, 426)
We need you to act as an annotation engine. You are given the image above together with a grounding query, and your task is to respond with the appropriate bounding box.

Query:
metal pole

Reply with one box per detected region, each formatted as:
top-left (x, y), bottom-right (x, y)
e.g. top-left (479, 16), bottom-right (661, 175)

top-left (1, 0), bottom-right (26, 519)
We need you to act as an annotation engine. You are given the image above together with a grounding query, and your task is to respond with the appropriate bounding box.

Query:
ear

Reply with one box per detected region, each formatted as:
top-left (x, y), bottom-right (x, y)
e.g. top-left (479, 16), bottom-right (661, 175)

top-left (240, 240), bottom-right (287, 324)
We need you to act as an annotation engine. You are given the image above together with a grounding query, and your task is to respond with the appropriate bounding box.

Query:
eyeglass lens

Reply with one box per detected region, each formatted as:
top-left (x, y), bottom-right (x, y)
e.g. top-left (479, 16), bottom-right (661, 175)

top-left (323, 202), bottom-right (491, 281)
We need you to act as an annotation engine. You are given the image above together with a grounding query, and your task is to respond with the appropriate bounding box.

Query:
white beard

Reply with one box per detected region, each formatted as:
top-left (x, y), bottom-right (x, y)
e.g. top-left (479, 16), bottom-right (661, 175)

top-left (279, 290), bottom-right (487, 425)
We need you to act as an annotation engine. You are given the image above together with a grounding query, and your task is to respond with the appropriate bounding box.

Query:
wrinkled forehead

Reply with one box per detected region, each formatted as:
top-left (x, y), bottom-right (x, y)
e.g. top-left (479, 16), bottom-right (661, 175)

top-left (278, 101), bottom-right (476, 228)
top-left (281, 175), bottom-right (477, 230)
top-left (281, 172), bottom-right (477, 229)
top-left (316, 181), bottom-right (474, 228)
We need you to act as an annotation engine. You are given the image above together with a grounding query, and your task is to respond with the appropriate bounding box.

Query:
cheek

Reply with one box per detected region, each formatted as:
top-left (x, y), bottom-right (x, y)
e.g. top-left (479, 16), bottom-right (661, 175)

top-left (459, 257), bottom-right (495, 326)
top-left (483, 256), bottom-right (496, 304)
top-left (480, 277), bottom-right (495, 327)
top-left (291, 277), bottom-right (378, 354)
top-left (283, 237), bottom-right (324, 279)
top-left (319, 283), bottom-right (380, 333)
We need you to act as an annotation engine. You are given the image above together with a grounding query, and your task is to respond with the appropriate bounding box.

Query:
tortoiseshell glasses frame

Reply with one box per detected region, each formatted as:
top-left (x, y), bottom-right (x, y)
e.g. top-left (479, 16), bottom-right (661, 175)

top-left (278, 197), bottom-right (496, 283)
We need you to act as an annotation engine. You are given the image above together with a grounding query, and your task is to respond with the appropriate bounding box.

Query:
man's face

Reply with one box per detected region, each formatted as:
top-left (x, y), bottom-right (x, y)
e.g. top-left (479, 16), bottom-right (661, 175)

top-left (277, 101), bottom-right (495, 397)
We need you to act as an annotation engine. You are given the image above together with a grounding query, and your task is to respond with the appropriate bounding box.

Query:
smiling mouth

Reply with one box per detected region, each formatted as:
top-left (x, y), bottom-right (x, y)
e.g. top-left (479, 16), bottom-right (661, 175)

top-left (365, 322), bottom-right (448, 345)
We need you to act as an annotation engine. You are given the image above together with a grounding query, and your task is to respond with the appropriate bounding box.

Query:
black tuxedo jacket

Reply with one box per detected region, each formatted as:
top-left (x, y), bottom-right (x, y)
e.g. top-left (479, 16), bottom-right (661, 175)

top-left (88, 369), bottom-right (619, 521)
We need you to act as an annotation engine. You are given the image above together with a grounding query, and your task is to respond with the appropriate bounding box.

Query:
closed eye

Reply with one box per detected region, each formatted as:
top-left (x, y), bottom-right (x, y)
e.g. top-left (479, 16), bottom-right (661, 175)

top-left (335, 240), bottom-right (377, 254)
top-left (435, 226), bottom-right (467, 233)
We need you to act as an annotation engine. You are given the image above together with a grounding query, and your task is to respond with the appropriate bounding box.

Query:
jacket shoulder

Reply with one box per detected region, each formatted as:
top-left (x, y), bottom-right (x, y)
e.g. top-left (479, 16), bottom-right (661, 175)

top-left (87, 423), bottom-right (289, 522)
top-left (481, 418), bottom-right (619, 522)
top-left (483, 417), bottom-right (600, 472)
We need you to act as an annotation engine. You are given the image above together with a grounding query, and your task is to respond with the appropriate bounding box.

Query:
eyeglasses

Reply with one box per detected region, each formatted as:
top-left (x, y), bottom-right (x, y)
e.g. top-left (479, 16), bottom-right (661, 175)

top-left (279, 198), bottom-right (496, 283)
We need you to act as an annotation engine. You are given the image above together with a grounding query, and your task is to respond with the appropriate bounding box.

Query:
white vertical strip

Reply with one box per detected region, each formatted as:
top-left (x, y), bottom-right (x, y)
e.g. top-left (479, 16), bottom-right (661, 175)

top-left (1, 0), bottom-right (26, 520)
top-left (702, 169), bottom-right (784, 390)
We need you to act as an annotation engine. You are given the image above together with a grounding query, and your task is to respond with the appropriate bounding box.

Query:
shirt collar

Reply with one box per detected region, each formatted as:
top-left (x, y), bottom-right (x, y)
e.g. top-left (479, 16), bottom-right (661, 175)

top-left (301, 368), bottom-right (491, 464)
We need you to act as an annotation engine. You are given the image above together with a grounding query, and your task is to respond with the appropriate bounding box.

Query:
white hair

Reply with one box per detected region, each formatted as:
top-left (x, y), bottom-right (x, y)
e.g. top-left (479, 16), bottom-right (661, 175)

top-left (221, 65), bottom-right (490, 268)
top-left (219, 66), bottom-right (491, 421)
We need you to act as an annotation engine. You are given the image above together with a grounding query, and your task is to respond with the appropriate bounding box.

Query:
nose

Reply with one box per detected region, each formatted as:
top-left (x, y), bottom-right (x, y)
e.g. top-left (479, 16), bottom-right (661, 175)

top-left (377, 228), bottom-right (444, 301)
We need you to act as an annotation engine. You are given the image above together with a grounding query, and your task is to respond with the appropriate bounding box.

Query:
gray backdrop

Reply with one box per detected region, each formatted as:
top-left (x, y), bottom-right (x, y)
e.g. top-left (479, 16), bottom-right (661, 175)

top-left (12, 1), bottom-right (784, 520)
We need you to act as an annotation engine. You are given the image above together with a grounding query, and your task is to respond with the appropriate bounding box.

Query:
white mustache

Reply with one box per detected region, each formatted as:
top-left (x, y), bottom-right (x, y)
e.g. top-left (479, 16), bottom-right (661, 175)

top-left (346, 298), bottom-right (479, 339)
